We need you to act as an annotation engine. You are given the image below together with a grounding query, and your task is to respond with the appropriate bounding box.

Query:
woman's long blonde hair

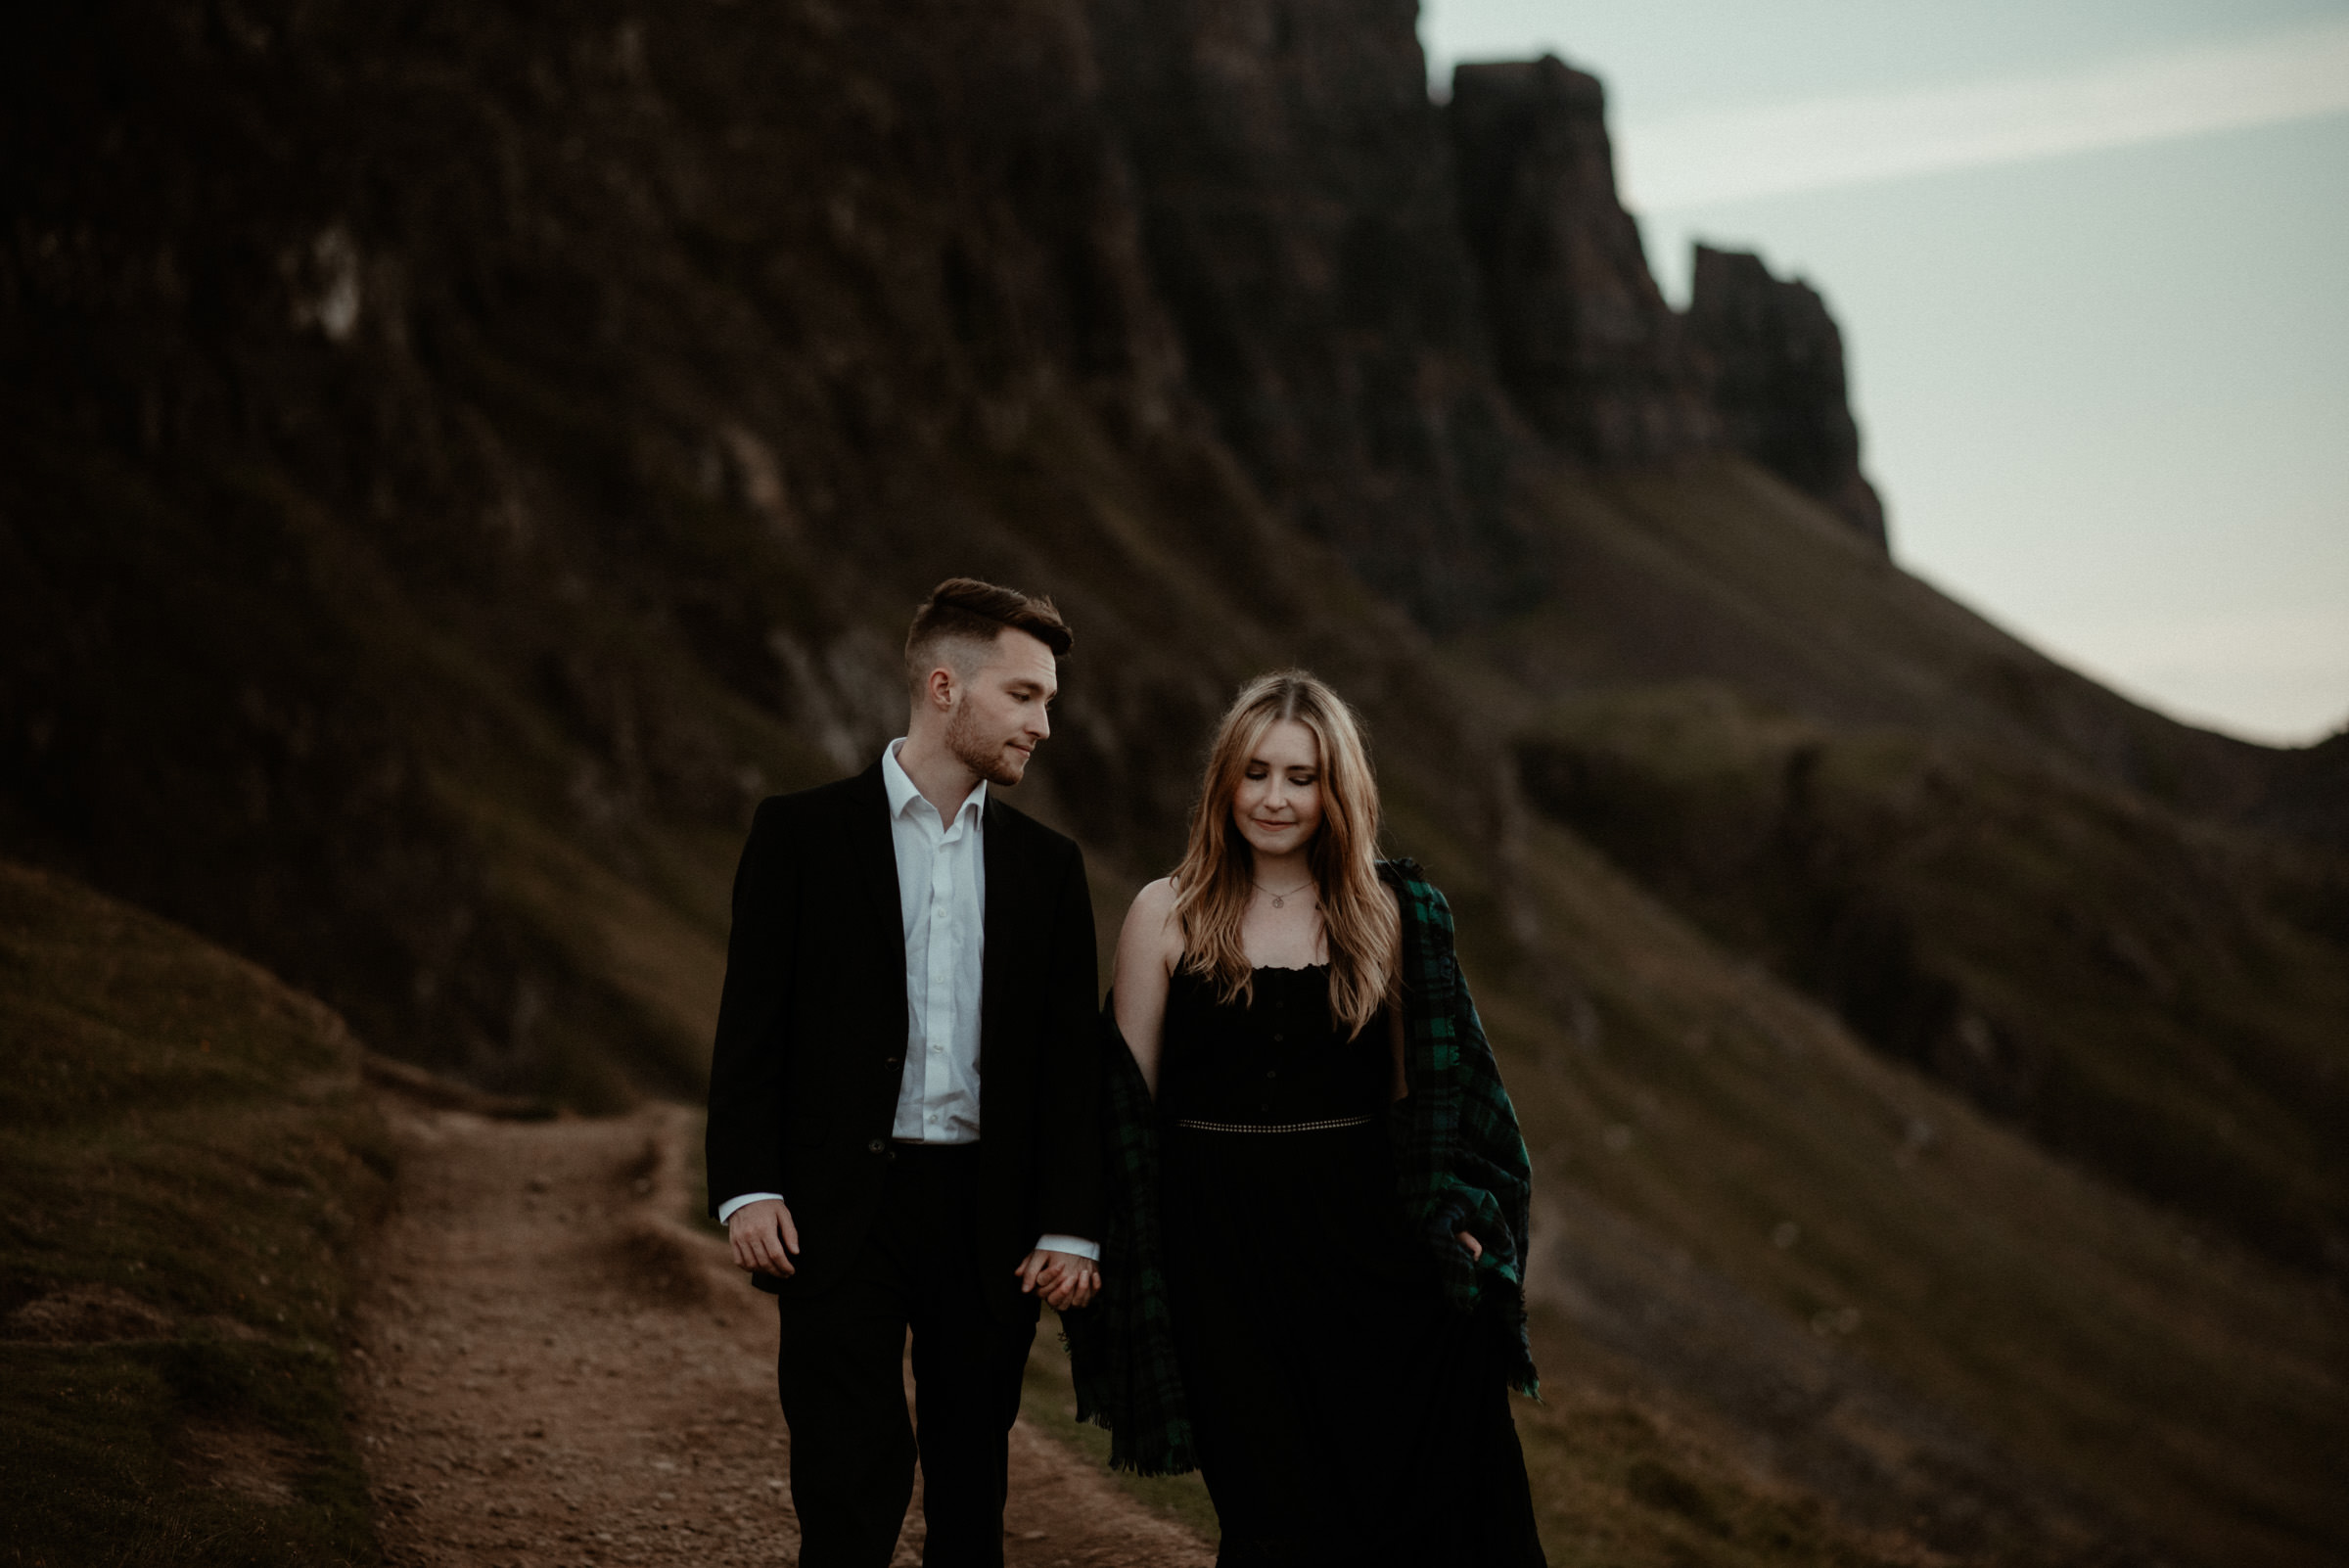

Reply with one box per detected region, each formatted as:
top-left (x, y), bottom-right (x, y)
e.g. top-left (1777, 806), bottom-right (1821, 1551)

top-left (1172, 670), bottom-right (1398, 1035)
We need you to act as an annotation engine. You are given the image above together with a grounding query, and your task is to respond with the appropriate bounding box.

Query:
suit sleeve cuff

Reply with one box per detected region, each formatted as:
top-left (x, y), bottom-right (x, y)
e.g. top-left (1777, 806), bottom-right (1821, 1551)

top-left (1034, 1232), bottom-right (1099, 1261)
top-left (716, 1192), bottom-right (784, 1224)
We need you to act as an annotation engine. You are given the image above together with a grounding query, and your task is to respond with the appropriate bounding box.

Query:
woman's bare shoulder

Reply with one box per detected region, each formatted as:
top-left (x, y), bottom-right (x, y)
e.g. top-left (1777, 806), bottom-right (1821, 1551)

top-left (1117, 878), bottom-right (1184, 982)
top-left (1120, 877), bottom-right (1182, 943)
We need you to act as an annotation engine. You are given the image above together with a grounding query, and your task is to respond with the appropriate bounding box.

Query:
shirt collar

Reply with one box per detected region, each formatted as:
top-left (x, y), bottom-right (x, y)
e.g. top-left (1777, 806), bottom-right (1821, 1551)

top-left (882, 738), bottom-right (987, 828)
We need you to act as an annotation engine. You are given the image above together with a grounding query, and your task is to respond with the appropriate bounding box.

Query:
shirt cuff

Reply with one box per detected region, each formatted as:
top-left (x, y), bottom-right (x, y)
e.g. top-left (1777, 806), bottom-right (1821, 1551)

top-left (716, 1192), bottom-right (784, 1224)
top-left (1034, 1233), bottom-right (1099, 1262)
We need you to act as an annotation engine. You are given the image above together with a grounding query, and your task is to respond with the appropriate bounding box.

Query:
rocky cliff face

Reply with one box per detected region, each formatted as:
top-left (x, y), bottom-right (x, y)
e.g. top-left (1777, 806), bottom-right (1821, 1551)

top-left (1443, 60), bottom-right (1885, 544)
top-left (1090, 0), bottom-right (1537, 630)
top-left (1448, 57), bottom-right (1718, 467)
top-left (1083, 14), bottom-right (1891, 619)
top-left (1687, 244), bottom-right (1888, 544)
top-left (0, 0), bottom-right (1317, 1091)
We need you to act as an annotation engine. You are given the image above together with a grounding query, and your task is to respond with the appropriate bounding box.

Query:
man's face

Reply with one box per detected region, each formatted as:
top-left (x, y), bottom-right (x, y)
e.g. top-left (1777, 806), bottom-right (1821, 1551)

top-left (944, 628), bottom-right (1058, 787)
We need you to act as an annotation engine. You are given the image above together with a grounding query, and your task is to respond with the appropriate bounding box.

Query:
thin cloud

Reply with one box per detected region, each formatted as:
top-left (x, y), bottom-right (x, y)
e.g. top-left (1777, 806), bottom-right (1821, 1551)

top-left (1618, 19), bottom-right (2349, 210)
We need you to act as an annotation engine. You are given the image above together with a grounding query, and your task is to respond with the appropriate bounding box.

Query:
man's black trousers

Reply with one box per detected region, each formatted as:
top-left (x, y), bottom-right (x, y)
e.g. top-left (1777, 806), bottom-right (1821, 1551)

top-left (774, 1142), bottom-right (1038, 1568)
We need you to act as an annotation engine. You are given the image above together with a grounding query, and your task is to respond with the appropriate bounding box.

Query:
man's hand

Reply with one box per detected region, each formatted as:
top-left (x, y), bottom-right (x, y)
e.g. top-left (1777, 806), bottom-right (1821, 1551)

top-left (1014, 1248), bottom-right (1100, 1311)
top-left (1456, 1230), bottom-right (1483, 1262)
top-left (728, 1198), bottom-right (801, 1277)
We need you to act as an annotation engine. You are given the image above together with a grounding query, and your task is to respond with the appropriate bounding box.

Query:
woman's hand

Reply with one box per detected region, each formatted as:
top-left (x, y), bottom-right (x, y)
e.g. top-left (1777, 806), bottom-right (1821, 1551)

top-left (1456, 1230), bottom-right (1483, 1262)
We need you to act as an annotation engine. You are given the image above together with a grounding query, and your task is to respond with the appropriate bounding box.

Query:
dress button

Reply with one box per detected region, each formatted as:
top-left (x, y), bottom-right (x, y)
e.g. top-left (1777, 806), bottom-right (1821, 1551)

top-left (867, 1138), bottom-right (886, 1155)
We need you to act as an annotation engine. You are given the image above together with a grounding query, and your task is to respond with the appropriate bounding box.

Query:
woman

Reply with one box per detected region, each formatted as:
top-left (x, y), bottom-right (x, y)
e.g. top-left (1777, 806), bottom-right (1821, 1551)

top-left (1070, 670), bottom-right (1546, 1567)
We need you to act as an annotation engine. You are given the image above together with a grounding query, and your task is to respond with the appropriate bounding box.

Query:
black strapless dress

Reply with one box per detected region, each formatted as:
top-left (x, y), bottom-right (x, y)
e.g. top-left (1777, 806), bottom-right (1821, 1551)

top-left (1158, 963), bottom-right (1545, 1567)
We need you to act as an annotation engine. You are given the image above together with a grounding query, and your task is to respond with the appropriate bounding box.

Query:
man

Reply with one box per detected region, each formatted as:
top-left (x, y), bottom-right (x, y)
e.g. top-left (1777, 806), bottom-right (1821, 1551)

top-left (705, 578), bottom-right (1104, 1566)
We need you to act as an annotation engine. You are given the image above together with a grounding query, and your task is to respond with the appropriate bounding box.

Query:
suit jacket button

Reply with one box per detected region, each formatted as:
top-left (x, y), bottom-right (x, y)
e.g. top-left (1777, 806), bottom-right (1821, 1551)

top-left (884, 1056), bottom-right (901, 1067)
top-left (867, 1138), bottom-right (886, 1155)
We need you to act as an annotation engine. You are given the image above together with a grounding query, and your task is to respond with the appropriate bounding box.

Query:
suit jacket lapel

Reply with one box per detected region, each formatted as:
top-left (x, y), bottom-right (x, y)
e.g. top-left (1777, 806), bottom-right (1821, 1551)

top-left (980, 795), bottom-right (1033, 1068)
top-left (850, 761), bottom-right (908, 1048)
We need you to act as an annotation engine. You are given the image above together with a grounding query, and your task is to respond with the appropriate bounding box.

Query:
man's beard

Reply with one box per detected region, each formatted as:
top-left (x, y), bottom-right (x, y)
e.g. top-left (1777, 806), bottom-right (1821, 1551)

top-left (946, 703), bottom-right (1024, 787)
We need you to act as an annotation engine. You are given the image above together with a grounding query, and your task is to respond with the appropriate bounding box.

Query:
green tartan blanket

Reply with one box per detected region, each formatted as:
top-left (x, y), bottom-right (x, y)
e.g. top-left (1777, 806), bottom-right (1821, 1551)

top-left (1064, 858), bottom-right (1539, 1476)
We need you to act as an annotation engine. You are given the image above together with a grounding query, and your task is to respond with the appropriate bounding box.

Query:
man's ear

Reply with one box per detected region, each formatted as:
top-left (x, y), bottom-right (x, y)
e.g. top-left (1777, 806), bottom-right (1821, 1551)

top-left (924, 664), bottom-right (959, 712)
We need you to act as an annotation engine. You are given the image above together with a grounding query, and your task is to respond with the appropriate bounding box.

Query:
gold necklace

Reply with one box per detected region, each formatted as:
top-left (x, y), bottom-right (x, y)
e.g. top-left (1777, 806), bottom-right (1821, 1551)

top-left (1254, 878), bottom-right (1314, 909)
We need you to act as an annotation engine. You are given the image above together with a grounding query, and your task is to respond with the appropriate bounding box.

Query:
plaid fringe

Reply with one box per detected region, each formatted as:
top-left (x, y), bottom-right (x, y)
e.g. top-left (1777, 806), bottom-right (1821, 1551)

top-left (1064, 1014), bottom-right (1197, 1475)
top-left (1384, 860), bottom-right (1540, 1397)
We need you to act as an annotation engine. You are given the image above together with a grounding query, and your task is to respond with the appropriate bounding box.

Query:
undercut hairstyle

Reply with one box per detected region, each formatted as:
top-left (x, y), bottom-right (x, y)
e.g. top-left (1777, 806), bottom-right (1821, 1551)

top-left (1172, 669), bottom-right (1398, 1035)
top-left (902, 576), bottom-right (1073, 697)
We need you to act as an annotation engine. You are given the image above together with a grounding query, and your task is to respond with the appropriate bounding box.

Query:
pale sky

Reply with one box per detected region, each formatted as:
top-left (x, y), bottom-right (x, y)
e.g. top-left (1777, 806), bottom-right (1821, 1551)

top-left (1422, 0), bottom-right (2349, 746)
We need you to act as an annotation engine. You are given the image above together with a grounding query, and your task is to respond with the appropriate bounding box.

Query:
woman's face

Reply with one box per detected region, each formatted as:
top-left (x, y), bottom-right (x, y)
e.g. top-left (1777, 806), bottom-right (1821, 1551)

top-left (1232, 718), bottom-right (1324, 861)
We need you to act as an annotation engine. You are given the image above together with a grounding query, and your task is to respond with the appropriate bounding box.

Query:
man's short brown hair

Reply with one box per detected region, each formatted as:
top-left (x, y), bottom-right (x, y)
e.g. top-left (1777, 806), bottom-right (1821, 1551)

top-left (903, 577), bottom-right (1073, 696)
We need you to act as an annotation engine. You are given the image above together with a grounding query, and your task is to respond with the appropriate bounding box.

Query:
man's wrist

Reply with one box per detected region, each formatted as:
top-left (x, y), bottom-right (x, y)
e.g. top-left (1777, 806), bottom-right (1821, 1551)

top-left (717, 1192), bottom-right (784, 1224)
top-left (1035, 1232), bottom-right (1099, 1262)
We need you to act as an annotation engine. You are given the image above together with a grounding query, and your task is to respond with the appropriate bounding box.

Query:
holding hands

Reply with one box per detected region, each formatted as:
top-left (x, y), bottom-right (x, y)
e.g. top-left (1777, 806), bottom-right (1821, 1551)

top-left (1017, 1247), bottom-right (1101, 1310)
top-left (731, 1197), bottom-right (1101, 1312)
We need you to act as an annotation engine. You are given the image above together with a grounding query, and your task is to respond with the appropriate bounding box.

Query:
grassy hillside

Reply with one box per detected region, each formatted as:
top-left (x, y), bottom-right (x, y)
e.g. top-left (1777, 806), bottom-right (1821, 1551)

top-left (0, 862), bottom-right (391, 1567)
top-left (1512, 681), bottom-right (2349, 1277)
top-left (1473, 459), bottom-right (2280, 818)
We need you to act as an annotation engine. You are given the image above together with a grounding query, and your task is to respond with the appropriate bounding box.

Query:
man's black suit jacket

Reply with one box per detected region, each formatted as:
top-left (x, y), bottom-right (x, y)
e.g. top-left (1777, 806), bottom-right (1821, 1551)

top-left (704, 760), bottom-right (1104, 1322)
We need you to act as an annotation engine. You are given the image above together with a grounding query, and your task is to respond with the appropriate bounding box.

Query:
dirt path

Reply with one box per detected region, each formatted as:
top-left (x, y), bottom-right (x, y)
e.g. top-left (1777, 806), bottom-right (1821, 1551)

top-left (348, 1094), bottom-right (1212, 1568)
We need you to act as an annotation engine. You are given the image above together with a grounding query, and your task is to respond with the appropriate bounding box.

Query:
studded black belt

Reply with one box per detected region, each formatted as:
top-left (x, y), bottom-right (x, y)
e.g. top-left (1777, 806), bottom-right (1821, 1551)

top-left (1172, 1115), bottom-right (1375, 1133)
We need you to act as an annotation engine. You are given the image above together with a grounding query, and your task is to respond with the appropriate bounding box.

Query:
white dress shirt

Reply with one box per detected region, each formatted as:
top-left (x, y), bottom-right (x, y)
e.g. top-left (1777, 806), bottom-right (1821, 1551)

top-left (883, 735), bottom-right (988, 1144)
top-left (718, 740), bottom-right (1096, 1262)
